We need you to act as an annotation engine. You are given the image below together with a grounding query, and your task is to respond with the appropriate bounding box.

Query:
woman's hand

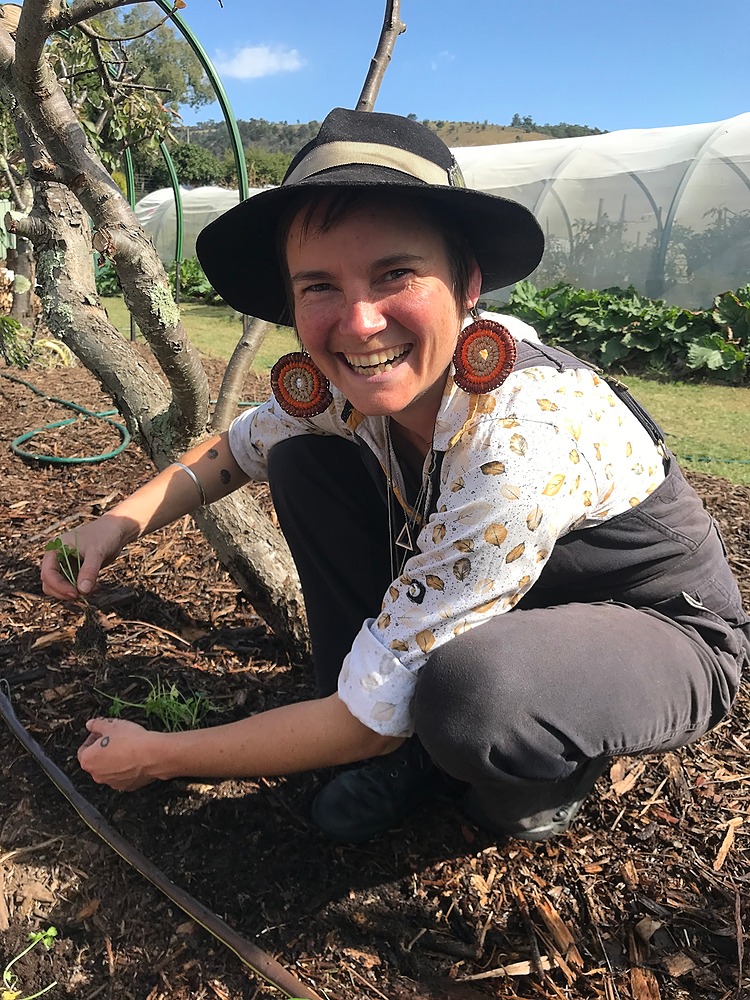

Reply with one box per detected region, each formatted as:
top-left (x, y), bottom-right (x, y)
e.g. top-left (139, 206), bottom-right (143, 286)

top-left (41, 513), bottom-right (138, 601)
top-left (77, 718), bottom-right (166, 791)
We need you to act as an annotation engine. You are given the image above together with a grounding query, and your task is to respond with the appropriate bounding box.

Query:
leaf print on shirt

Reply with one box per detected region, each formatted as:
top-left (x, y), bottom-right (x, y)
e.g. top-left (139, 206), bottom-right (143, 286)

top-left (451, 476), bottom-right (465, 492)
top-left (432, 523), bottom-right (447, 544)
top-left (526, 506), bottom-right (543, 530)
top-left (509, 433), bottom-right (528, 456)
top-left (506, 542), bottom-right (525, 563)
top-left (474, 578), bottom-right (496, 594)
top-left (416, 630), bottom-right (436, 653)
top-left (500, 484), bottom-right (522, 500)
top-left (390, 638), bottom-right (409, 652)
top-left (484, 523), bottom-right (509, 546)
top-left (570, 449), bottom-right (580, 464)
top-left (473, 597), bottom-right (501, 614)
top-left (453, 538), bottom-right (475, 553)
top-left (425, 575), bottom-right (445, 591)
top-left (453, 558), bottom-right (472, 581)
top-left (537, 398), bottom-right (559, 411)
top-left (542, 474), bottom-right (566, 496)
top-left (372, 702), bottom-right (396, 722)
top-left (389, 585), bottom-right (399, 601)
top-left (377, 613), bottom-right (391, 630)
top-left (480, 461), bottom-right (506, 476)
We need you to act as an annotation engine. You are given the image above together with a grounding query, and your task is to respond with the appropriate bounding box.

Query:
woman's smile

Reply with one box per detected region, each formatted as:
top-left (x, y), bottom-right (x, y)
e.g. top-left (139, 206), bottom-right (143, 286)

top-left (342, 344), bottom-right (411, 375)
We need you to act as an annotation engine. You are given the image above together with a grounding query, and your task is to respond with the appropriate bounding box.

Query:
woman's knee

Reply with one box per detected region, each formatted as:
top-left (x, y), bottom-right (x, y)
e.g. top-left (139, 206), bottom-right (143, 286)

top-left (412, 632), bottom-right (557, 783)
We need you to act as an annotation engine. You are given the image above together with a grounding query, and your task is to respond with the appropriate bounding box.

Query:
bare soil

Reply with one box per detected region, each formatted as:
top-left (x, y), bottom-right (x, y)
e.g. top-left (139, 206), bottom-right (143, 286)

top-left (1, 358), bottom-right (748, 1000)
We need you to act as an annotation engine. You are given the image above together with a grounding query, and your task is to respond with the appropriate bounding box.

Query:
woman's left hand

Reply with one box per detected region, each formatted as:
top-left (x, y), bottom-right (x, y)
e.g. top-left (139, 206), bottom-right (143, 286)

top-left (77, 718), bottom-right (165, 791)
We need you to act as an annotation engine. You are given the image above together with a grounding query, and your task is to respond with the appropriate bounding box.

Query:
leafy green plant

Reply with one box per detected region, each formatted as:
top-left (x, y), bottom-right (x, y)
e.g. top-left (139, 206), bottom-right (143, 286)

top-left (44, 538), bottom-right (82, 591)
top-left (499, 280), bottom-right (749, 384)
top-left (2, 926), bottom-right (58, 1000)
top-left (168, 257), bottom-right (223, 304)
top-left (94, 260), bottom-right (121, 297)
top-left (0, 316), bottom-right (32, 368)
top-left (97, 676), bottom-right (221, 732)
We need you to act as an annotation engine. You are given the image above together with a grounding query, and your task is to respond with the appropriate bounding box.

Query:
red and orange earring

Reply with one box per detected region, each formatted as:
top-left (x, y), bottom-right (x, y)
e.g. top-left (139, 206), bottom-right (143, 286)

top-left (452, 311), bottom-right (517, 394)
top-left (270, 352), bottom-right (333, 418)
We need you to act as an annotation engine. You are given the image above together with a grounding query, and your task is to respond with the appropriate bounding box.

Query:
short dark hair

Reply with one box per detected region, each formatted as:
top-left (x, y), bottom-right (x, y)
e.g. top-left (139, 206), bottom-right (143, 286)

top-left (275, 189), bottom-right (477, 328)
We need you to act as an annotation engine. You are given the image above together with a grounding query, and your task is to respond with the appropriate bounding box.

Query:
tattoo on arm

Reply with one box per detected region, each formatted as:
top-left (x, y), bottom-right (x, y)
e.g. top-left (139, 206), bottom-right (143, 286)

top-left (220, 469), bottom-right (231, 485)
top-left (100, 736), bottom-right (110, 748)
top-left (207, 448), bottom-right (219, 460)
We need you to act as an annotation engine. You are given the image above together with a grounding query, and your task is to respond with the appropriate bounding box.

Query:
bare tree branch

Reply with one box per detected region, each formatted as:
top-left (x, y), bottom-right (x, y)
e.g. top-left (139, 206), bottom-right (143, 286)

top-left (50, 0), bottom-right (141, 34)
top-left (212, 317), bottom-right (269, 432)
top-left (356, 0), bottom-right (406, 112)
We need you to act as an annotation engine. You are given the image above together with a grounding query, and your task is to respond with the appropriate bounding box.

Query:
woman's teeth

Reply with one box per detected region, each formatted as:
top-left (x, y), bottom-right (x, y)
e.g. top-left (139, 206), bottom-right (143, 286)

top-left (344, 347), bottom-right (409, 374)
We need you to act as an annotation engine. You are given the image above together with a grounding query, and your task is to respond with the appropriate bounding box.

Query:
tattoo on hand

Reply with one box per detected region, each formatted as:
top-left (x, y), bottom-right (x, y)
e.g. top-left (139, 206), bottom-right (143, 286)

top-left (207, 448), bottom-right (218, 460)
top-left (220, 469), bottom-right (231, 485)
top-left (100, 736), bottom-right (110, 748)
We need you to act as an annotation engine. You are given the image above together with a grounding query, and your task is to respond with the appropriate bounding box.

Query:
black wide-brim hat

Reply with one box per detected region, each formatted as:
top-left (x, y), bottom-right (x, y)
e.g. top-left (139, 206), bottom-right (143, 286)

top-left (196, 108), bottom-right (544, 324)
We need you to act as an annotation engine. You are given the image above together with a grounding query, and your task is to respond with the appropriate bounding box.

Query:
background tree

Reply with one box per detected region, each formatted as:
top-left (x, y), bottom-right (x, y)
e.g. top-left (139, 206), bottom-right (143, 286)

top-left (0, 0), bottom-right (404, 656)
top-left (148, 141), bottom-right (222, 187)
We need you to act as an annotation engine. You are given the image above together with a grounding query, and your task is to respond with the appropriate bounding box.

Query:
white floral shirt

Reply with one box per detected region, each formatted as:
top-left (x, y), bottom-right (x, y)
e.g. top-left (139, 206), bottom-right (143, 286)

top-left (228, 315), bottom-right (667, 738)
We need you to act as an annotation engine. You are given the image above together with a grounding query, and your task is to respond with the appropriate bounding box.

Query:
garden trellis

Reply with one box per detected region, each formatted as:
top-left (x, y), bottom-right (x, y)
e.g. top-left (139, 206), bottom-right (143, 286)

top-left (454, 113), bottom-right (750, 308)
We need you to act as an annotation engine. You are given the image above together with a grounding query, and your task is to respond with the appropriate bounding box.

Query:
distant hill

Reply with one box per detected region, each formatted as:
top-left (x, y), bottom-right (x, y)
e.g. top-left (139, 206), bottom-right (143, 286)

top-left (182, 115), bottom-right (606, 158)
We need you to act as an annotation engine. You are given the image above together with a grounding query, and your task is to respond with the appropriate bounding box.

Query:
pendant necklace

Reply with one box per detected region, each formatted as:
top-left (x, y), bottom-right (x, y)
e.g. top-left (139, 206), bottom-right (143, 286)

top-left (384, 417), bottom-right (435, 581)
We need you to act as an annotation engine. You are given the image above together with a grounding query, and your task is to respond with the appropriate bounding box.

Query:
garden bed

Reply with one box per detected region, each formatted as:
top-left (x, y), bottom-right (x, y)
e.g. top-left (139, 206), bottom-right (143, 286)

top-left (1, 358), bottom-right (748, 1000)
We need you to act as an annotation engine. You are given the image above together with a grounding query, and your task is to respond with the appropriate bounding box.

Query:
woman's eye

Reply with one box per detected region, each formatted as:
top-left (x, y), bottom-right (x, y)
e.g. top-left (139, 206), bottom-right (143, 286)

top-left (383, 268), bottom-right (411, 282)
top-left (305, 282), bottom-right (333, 293)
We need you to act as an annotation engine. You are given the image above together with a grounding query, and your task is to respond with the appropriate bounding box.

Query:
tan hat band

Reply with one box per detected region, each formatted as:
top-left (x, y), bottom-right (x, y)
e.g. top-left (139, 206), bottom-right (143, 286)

top-left (284, 141), bottom-right (452, 187)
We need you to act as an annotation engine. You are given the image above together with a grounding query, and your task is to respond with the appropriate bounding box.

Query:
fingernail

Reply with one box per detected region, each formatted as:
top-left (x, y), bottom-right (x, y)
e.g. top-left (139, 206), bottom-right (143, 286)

top-left (78, 580), bottom-right (92, 594)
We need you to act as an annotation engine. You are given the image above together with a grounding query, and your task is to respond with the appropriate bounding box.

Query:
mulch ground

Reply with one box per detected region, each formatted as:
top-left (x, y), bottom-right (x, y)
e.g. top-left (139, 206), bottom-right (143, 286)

top-left (0, 356), bottom-right (748, 1000)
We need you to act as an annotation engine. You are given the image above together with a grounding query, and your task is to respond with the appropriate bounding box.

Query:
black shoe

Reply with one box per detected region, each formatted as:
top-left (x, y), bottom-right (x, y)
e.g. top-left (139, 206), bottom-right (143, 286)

top-left (311, 738), bottom-right (447, 843)
top-left (462, 757), bottom-right (608, 843)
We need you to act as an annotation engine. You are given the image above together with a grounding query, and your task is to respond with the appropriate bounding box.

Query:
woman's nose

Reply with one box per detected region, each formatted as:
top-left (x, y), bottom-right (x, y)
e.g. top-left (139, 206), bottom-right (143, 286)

top-left (341, 298), bottom-right (387, 338)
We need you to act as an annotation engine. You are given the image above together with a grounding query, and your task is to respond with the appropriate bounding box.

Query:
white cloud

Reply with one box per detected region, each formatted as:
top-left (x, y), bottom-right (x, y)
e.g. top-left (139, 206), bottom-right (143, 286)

top-left (214, 45), bottom-right (305, 80)
top-left (431, 50), bottom-right (455, 71)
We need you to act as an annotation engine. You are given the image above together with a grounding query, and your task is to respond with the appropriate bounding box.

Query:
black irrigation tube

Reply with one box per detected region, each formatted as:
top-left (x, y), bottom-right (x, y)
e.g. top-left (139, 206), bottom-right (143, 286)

top-left (0, 682), bottom-right (323, 1000)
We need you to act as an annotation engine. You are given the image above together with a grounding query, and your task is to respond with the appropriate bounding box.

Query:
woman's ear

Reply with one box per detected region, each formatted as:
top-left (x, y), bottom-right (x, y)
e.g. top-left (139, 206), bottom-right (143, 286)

top-left (466, 258), bottom-right (482, 310)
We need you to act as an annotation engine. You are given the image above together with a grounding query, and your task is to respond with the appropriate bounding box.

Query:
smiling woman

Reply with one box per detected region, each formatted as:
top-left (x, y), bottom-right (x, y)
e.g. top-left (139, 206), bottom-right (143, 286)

top-left (40, 108), bottom-right (749, 848)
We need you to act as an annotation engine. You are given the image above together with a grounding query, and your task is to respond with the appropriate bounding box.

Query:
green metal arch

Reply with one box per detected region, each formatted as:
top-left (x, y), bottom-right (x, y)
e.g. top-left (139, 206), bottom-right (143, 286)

top-left (152, 0), bottom-right (249, 201)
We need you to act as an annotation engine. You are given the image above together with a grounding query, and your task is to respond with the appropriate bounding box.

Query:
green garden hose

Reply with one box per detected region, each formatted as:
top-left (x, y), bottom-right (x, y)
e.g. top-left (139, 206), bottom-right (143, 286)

top-left (1, 372), bottom-right (130, 464)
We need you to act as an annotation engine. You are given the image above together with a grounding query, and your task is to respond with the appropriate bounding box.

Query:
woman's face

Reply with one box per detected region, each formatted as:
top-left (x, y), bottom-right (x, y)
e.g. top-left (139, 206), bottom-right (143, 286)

top-left (285, 198), bottom-right (481, 441)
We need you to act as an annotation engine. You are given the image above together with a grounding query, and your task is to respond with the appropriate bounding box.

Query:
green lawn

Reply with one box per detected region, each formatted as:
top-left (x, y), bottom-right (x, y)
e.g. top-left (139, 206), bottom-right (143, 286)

top-left (101, 296), bottom-right (750, 486)
top-left (102, 295), bottom-right (296, 370)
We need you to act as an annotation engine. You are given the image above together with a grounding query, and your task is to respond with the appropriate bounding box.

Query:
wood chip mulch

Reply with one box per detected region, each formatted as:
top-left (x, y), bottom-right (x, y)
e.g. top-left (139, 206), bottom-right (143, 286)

top-left (0, 358), bottom-right (748, 1000)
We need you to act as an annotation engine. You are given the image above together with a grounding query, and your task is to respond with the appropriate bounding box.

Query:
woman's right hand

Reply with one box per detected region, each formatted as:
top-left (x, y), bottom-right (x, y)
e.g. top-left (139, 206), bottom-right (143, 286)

top-left (40, 513), bottom-right (137, 601)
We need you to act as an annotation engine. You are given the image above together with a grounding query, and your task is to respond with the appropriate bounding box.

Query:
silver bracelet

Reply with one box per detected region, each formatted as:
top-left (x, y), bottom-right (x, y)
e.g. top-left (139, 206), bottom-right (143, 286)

top-left (172, 462), bottom-right (207, 506)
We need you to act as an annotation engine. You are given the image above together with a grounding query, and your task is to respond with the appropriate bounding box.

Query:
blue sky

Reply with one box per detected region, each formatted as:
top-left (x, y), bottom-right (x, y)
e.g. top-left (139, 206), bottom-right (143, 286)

top-left (174, 0), bottom-right (748, 133)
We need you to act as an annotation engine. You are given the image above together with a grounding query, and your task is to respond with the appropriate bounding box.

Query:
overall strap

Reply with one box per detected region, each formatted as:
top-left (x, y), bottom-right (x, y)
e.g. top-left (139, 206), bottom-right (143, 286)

top-left (513, 340), bottom-right (668, 457)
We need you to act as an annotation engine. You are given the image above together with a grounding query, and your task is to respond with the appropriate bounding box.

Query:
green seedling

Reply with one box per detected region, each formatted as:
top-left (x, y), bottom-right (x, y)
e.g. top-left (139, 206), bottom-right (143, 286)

top-left (97, 676), bottom-right (221, 732)
top-left (44, 537), bottom-right (82, 592)
top-left (2, 926), bottom-right (58, 1000)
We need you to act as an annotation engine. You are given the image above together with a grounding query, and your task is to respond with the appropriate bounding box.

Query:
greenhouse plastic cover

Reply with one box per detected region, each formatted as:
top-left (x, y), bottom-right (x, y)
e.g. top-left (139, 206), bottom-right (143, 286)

top-left (135, 114), bottom-right (748, 310)
top-left (134, 185), bottom-right (263, 263)
top-left (453, 113), bottom-right (749, 307)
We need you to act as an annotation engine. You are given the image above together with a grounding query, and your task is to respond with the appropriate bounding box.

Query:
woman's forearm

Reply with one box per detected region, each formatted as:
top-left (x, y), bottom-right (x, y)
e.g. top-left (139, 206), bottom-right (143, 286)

top-left (109, 430), bottom-right (250, 540)
top-left (79, 696), bottom-right (402, 791)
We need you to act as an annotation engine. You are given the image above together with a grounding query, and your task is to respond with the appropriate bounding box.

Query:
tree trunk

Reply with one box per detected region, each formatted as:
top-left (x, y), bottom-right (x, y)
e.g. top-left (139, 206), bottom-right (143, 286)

top-left (0, 0), bottom-right (405, 660)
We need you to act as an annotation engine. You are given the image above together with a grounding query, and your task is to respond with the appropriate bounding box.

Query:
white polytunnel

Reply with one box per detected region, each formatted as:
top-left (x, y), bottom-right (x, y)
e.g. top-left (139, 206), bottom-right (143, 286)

top-left (452, 113), bottom-right (750, 308)
top-left (134, 185), bottom-right (263, 263)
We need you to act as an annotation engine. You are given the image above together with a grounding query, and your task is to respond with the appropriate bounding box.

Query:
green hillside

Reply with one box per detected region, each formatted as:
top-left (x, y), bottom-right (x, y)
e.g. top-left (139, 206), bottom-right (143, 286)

top-left (183, 114), bottom-right (606, 158)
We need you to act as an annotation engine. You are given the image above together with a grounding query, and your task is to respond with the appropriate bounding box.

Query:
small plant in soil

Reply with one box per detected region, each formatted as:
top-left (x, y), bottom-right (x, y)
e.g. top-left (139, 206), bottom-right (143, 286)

top-left (2, 926), bottom-right (58, 1000)
top-left (43, 538), bottom-right (82, 590)
top-left (97, 677), bottom-right (221, 732)
top-left (44, 536), bottom-right (107, 657)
